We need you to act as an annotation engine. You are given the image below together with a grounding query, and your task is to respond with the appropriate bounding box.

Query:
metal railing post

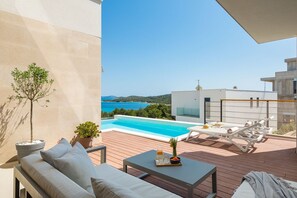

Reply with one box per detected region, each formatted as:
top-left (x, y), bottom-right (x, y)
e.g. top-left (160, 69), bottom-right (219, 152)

top-left (266, 100), bottom-right (269, 127)
top-left (204, 99), bottom-right (206, 124)
top-left (295, 100), bottom-right (297, 154)
top-left (220, 99), bottom-right (223, 122)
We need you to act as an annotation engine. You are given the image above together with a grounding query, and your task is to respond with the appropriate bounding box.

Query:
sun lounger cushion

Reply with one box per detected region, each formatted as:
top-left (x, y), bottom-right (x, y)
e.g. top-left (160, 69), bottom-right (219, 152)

top-left (94, 163), bottom-right (181, 198)
top-left (53, 142), bottom-right (97, 194)
top-left (40, 138), bottom-right (72, 167)
top-left (91, 177), bottom-right (140, 198)
top-left (20, 153), bottom-right (95, 198)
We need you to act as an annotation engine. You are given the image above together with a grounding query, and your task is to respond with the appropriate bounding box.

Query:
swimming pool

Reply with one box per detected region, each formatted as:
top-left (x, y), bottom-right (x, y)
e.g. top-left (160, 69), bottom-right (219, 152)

top-left (101, 115), bottom-right (201, 141)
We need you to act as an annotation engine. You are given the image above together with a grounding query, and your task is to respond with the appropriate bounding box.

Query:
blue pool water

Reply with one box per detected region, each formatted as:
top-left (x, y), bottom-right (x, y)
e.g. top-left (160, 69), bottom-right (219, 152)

top-left (102, 116), bottom-right (199, 139)
top-left (102, 102), bottom-right (149, 112)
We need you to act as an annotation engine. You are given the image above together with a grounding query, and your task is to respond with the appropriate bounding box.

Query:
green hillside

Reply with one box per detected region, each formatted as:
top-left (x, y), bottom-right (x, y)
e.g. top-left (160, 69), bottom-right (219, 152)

top-left (111, 94), bottom-right (171, 104)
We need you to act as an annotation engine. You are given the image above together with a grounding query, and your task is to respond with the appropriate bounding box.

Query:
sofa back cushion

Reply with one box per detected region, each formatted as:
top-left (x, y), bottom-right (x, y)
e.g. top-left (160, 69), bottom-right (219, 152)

top-left (20, 153), bottom-right (95, 198)
top-left (40, 138), bottom-right (72, 167)
top-left (53, 142), bottom-right (97, 194)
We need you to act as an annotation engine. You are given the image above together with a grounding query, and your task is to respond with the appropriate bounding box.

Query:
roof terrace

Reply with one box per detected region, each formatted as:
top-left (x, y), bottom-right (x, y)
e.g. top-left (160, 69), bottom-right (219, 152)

top-left (1, 130), bottom-right (296, 197)
top-left (88, 131), bottom-right (297, 198)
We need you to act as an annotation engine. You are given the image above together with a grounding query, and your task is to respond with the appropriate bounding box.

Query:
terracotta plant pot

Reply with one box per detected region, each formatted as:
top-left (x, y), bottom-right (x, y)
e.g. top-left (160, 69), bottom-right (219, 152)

top-left (79, 137), bottom-right (93, 148)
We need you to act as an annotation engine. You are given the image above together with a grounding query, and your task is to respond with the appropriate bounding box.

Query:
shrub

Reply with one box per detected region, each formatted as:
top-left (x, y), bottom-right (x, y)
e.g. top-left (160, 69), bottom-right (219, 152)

top-left (101, 104), bottom-right (173, 120)
top-left (274, 122), bottom-right (296, 135)
top-left (75, 121), bottom-right (100, 138)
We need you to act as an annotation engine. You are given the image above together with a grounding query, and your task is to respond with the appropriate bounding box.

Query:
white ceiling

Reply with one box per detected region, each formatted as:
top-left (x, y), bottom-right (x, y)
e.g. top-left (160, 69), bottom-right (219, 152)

top-left (216, 0), bottom-right (297, 43)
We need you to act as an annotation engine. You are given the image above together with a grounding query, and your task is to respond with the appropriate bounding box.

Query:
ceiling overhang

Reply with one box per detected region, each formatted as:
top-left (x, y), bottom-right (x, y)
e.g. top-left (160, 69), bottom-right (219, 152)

top-left (216, 0), bottom-right (297, 44)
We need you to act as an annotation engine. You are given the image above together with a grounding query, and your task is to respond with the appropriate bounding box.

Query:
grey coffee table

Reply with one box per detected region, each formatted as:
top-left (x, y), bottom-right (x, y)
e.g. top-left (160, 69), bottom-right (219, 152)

top-left (123, 150), bottom-right (217, 198)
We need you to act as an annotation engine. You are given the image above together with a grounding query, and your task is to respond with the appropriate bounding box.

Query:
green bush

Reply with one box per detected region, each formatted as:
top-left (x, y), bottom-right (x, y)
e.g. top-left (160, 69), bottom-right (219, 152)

top-left (136, 109), bottom-right (148, 117)
top-left (75, 121), bottom-right (100, 138)
top-left (101, 104), bottom-right (173, 120)
top-left (274, 122), bottom-right (296, 135)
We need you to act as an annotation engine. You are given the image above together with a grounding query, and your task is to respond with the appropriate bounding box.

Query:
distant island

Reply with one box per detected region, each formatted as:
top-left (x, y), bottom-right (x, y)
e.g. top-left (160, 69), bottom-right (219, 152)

top-left (102, 94), bottom-right (171, 104)
top-left (101, 95), bottom-right (117, 101)
top-left (101, 94), bottom-right (172, 119)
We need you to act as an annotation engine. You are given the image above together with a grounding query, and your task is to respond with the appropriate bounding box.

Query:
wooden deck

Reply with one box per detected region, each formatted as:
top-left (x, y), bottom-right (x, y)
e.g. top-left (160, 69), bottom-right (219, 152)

top-left (90, 131), bottom-right (297, 198)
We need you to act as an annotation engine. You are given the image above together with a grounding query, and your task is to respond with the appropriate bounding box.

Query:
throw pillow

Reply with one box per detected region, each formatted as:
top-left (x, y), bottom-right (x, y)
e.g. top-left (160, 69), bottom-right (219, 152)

top-left (40, 138), bottom-right (72, 167)
top-left (53, 142), bottom-right (97, 193)
top-left (91, 178), bottom-right (140, 198)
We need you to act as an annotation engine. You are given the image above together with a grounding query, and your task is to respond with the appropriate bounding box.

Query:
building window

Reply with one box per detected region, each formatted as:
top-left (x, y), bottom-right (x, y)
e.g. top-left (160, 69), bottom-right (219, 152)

top-left (293, 79), bottom-right (297, 94)
top-left (278, 81), bottom-right (282, 95)
top-left (204, 98), bottom-right (211, 119)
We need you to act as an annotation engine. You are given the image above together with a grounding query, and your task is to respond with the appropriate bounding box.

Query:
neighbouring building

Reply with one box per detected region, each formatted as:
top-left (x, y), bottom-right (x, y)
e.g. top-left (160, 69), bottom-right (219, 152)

top-left (171, 89), bottom-right (277, 129)
top-left (0, 0), bottom-right (102, 163)
top-left (261, 57), bottom-right (297, 127)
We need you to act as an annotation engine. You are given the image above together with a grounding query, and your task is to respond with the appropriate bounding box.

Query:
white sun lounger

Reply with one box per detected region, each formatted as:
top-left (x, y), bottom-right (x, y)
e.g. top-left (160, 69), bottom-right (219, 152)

top-left (209, 116), bottom-right (274, 138)
top-left (186, 122), bottom-right (265, 152)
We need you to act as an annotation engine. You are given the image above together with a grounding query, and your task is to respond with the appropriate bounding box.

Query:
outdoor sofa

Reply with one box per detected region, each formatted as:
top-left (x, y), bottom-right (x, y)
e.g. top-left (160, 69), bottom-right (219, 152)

top-left (14, 139), bottom-right (181, 198)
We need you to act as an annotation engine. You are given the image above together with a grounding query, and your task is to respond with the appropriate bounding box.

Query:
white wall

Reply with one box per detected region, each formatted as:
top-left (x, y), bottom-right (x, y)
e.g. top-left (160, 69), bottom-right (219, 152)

top-left (225, 89), bottom-right (276, 100)
top-left (171, 91), bottom-right (200, 116)
top-left (0, 0), bottom-right (101, 37)
top-left (172, 89), bottom-right (277, 129)
top-left (0, 1), bottom-right (101, 163)
top-left (224, 90), bottom-right (277, 128)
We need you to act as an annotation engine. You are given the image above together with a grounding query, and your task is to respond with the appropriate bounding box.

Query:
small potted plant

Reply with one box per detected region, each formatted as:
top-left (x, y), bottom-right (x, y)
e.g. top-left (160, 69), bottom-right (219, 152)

top-left (74, 121), bottom-right (101, 148)
top-left (11, 63), bottom-right (55, 160)
top-left (169, 138), bottom-right (180, 164)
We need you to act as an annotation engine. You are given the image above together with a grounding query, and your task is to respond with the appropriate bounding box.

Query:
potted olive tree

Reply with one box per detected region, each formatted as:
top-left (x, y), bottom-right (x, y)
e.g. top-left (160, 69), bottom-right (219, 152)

top-left (11, 63), bottom-right (55, 160)
top-left (74, 121), bottom-right (101, 148)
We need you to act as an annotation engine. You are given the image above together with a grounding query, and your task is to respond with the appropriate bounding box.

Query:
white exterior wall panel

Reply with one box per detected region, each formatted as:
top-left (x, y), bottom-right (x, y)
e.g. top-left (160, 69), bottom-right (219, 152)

top-left (0, 0), bottom-right (101, 37)
top-left (172, 89), bottom-right (277, 129)
top-left (224, 90), bottom-right (277, 128)
top-left (171, 91), bottom-right (200, 116)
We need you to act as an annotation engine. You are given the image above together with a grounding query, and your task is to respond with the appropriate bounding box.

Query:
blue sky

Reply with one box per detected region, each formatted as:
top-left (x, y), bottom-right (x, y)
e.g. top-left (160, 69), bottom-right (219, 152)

top-left (102, 0), bottom-right (296, 97)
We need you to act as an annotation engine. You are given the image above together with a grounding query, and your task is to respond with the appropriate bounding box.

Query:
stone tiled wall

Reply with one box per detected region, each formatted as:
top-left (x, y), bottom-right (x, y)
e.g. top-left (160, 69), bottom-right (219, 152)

top-left (0, 11), bottom-right (101, 163)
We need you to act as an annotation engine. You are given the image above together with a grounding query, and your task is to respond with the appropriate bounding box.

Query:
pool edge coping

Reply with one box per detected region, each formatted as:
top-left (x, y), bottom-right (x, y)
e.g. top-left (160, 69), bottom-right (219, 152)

top-left (101, 128), bottom-right (190, 142)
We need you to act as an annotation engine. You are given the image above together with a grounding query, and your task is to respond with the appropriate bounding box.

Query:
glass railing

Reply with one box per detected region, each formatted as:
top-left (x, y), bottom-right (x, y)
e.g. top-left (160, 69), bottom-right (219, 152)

top-left (176, 107), bottom-right (200, 118)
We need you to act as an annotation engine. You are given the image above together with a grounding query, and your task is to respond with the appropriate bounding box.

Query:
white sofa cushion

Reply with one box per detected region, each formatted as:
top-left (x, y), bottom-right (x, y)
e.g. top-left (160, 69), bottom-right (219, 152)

top-left (91, 177), bottom-right (140, 198)
top-left (54, 142), bottom-right (97, 194)
top-left (40, 138), bottom-right (72, 167)
top-left (20, 153), bottom-right (95, 198)
top-left (94, 163), bottom-right (181, 198)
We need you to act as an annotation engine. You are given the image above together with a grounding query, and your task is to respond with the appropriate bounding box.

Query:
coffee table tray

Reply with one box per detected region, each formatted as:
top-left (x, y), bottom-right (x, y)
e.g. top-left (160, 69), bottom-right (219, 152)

top-left (155, 160), bottom-right (182, 167)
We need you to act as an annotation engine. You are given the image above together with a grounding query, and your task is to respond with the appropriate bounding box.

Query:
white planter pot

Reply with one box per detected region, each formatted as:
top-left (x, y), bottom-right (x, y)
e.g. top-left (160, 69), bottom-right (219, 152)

top-left (15, 140), bottom-right (45, 161)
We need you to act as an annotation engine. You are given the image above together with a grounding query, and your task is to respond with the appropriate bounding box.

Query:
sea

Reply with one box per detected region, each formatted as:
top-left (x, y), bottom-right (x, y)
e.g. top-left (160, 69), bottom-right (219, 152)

top-left (101, 101), bottom-right (149, 113)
